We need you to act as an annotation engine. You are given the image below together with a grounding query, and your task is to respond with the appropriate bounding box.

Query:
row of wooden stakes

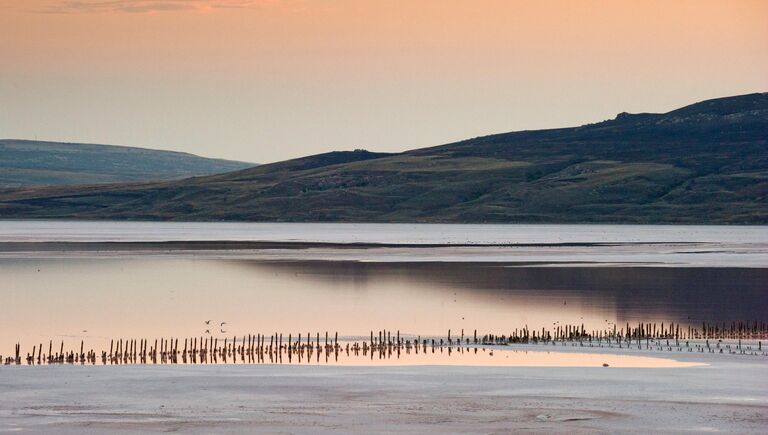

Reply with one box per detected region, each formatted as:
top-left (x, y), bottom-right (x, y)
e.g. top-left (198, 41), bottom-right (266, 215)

top-left (3, 322), bottom-right (767, 366)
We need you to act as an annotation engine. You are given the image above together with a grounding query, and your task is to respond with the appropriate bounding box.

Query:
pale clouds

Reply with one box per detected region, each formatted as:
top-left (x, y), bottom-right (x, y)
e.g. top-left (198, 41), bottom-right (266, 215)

top-left (30, 0), bottom-right (297, 14)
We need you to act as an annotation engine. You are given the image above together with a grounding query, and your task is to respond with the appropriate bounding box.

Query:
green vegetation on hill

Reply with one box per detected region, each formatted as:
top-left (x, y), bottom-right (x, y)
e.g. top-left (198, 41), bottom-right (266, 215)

top-left (0, 140), bottom-right (254, 187)
top-left (1, 93), bottom-right (766, 223)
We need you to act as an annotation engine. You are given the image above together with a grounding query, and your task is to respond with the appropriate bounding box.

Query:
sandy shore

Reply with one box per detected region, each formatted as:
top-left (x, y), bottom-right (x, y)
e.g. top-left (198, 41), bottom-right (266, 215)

top-left (1, 346), bottom-right (765, 434)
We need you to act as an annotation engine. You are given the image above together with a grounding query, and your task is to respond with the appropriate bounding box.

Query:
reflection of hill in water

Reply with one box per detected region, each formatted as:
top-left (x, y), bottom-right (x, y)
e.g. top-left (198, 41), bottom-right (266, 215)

top-left (233, 261), bottom-right (768, 325)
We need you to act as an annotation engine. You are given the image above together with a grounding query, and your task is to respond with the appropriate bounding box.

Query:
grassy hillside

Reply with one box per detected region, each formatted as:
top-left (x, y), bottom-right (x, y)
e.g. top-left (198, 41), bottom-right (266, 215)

top-left (1, 93), bottom-right (766, 223)
top-left (0, 140), bottom-right (255, 187)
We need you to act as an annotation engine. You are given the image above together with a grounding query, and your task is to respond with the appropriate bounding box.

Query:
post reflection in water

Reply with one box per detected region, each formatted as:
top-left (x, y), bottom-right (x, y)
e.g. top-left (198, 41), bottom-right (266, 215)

top-left (1, 257), bottom-right (766, 356)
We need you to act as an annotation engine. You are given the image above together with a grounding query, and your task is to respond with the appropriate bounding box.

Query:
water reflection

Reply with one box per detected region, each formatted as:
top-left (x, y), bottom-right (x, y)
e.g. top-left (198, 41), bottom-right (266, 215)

top-left (246, 261), bottom-right (768, 324)
top-left (1, 258), bottom-right (766, 356)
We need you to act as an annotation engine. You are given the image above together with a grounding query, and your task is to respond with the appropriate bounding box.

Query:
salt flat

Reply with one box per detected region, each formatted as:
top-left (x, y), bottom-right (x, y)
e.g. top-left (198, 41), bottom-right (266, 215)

top-left (1, 346), bottom-right (765, 434)
top-left (2, 221), bottom-right (768, 267)
top-left (3, 242), bottom-right (768, 268)
top-left (3, 221), bottom-right (766, 245)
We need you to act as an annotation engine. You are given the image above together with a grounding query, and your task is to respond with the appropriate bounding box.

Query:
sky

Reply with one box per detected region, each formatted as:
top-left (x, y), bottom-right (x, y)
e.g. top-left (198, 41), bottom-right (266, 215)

top-left (1, 0), bottom-right (766, 163)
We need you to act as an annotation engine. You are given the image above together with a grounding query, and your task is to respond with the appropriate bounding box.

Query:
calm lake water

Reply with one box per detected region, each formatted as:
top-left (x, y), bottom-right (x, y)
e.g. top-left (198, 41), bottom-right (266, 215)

top-left (1, 221), bottom-right (766, 358)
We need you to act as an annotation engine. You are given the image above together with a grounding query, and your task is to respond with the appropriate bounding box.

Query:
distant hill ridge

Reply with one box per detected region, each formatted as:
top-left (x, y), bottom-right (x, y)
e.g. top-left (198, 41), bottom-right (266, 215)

top-left (0, 139), bottom-right (255, 187)
top-left (1, 92), bottom-right (766, 223)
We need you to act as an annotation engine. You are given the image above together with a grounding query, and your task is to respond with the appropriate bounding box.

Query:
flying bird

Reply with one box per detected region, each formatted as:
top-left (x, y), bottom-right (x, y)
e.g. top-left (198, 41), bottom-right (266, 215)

top-left (204, 320), bottom-right (211, 325)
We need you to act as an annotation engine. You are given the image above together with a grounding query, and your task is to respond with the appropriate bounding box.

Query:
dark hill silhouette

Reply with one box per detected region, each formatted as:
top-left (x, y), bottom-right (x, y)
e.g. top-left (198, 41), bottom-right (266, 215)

top-left (1, 93), bottom-right (766, 223)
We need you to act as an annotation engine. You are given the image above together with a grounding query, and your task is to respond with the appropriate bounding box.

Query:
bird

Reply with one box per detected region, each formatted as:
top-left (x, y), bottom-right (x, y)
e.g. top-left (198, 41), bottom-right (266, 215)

top-left (204, 320), bottom-right (211, 325)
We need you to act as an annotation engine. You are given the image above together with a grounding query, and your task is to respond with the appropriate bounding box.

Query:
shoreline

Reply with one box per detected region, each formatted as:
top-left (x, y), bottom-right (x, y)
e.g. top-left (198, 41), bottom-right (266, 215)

top-left (1, 345), bottom-right (765, 434)
top-left (1, 240), bottom-right (766, 268)
top-left (0, 240), bottom-right (709, 252)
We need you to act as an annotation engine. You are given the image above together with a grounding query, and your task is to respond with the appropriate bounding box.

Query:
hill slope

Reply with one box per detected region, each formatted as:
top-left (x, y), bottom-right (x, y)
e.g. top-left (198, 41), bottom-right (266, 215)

top-left (1, 93), bottom-right (766, 223)
top-left (0, 140), bottom-right (255, 187)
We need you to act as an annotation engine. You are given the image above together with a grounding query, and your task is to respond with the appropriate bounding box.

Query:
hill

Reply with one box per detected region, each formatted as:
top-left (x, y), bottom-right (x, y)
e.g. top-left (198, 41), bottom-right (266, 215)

top-left (1, 93), bottom-right (766, 223)
top-left (0, 140), bottom-right (255, 187)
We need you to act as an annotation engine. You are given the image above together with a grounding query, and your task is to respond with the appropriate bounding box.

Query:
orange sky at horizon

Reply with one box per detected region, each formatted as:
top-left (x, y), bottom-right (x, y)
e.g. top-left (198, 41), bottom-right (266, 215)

top-left (1, 0), bottom-right (766, 162)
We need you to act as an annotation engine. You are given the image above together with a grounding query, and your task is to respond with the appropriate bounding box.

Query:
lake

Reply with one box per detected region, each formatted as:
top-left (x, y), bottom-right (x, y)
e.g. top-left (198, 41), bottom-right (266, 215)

top-left (1, 221), bottom-right (766, 358)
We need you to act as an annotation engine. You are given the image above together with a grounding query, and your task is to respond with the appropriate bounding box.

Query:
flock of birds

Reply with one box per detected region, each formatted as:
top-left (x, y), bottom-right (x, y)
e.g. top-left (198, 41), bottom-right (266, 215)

top-left (204, 320), bottom-right (227, 334)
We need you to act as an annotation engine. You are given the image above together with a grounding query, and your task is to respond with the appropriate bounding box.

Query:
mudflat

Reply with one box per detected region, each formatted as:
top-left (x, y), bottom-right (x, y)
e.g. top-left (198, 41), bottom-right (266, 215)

top-left (0, 346), bottom-right (765, 434)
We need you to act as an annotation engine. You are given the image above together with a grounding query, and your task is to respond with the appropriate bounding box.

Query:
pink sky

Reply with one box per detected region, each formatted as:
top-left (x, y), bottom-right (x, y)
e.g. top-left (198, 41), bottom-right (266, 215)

top-left (1, 0), bottom-right (766, 162)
